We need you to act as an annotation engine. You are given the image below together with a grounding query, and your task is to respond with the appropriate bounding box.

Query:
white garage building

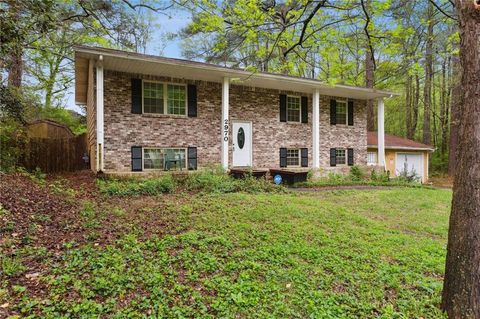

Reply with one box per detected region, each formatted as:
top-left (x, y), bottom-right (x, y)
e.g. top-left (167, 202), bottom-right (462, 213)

top-left (367, 132), bottom-right (435, 183)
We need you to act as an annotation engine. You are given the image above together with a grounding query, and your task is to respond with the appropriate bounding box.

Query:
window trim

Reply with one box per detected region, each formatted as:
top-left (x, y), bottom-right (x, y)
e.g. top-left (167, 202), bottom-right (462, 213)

top-left (335, 99), bottom-right (348, 126)
top-left (335, 148), bottom-right (347, 166)
top-left (142, 147), bottom-right (188, 171)
top-left (286, 148), bottom-right (301, 167)
top-left (141, 80), bottom-right (188, 116)
top-left (286, 95), bottom-right (301, 123)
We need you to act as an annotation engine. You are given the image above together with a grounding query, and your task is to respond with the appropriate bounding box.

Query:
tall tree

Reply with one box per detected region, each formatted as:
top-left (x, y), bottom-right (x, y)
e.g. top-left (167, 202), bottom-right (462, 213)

top-left (361, 0), bottom-right (376, 131)
top-left (441, 0), bottom-right (480, 317)
top-left (423, 1), bottom-right (434, 145)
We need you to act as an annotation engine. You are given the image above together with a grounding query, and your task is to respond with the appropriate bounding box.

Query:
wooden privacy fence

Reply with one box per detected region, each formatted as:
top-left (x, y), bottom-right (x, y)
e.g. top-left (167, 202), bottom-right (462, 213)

top-left (21, 134), bottom-right (88, 173)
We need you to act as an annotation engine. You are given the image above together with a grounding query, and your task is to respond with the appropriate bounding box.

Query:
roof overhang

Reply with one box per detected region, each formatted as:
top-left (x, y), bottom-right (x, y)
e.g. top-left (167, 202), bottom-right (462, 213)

top-left (368, 145), bottom-right (435, 152)
top-left (74, 45), bottom-right (397, 104)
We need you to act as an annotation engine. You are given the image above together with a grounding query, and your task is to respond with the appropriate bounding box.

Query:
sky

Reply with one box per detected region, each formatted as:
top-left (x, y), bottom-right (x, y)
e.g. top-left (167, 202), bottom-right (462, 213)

top-left (67, 11), bottom-right (191, 113)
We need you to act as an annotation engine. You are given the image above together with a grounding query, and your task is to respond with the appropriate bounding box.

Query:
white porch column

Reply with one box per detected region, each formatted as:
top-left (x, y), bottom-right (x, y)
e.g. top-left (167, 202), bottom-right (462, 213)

top-left (221, 77), bottom-right (230, 170)
top-left (312, 89), bottom-right (320, 169)
top-left (96, 56), bottom-right (104, 172)
top-left (377, 97), bottom-right (386, 168)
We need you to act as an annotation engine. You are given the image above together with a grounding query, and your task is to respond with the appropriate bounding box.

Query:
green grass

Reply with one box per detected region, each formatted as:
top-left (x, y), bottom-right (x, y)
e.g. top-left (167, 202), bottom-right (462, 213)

top-left (4, 188), bottom-right (451, 318)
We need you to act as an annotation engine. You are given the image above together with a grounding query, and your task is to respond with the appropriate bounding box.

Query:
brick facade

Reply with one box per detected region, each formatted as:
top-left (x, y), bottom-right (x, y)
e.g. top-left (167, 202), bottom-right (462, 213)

top-left (101, 70), bottom-right (367, 173)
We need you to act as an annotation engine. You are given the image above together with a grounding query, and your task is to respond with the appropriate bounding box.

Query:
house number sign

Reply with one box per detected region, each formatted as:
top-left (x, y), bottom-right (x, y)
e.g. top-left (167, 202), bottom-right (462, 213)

top-left (223, 119), bottom-right (229, 142)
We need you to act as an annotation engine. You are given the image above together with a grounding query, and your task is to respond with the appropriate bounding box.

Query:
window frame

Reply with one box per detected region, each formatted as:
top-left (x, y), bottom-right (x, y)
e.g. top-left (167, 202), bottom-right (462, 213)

top-left (335, 99), bottom-right (348, 125)
top-left (335, 148), bottom-right (347, 165)
top-left (286, 95), bottom-right (301, 123)
top-left (286, 148), bottom-right (301, 167)
top-left (142, 80), bottom-right (188, 116)
top-left (142, 147), bottom-right (188, 171)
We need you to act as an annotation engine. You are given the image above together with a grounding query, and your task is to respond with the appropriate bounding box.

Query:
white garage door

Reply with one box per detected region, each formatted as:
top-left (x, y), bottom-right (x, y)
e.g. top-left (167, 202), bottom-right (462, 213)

top-left (395, 153), bottom-right (424, 182)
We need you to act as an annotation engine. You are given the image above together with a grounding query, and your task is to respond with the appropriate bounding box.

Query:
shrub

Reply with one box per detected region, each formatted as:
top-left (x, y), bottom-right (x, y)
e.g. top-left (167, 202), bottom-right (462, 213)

top-left (326, 172), bottom-right (348, 184)
top-left (234, 175), bottom-right (283, 193)
top-left (370, 169), bottom-right (390, 182)
top-left (183, 166), bottom-right (237, 193)
top-left (97, 175), bottom-right (175, 196)
top-left (349, 165), bottom-right (364, 181)
top-left (98, 167), bottom-right (282, 196)
top-left (396, 165), bottom-right (421, 183)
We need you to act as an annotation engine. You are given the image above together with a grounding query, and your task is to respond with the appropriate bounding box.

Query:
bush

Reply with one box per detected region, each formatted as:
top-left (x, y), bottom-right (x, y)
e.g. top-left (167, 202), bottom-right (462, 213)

top-left (234, 175), bottom-right (283, 193)
top-left (97, 175), bottom-right (175, 196)
top-left (349, 165), bottom-right (364, 181)
top-left (97, 167), bottom-right (283, 196)
top-left (183, 166), bottom-right (237, 193)
top-left (370, 169), bottom-right (390, 182)
top-left (396, 166), bottom-right (421, 183)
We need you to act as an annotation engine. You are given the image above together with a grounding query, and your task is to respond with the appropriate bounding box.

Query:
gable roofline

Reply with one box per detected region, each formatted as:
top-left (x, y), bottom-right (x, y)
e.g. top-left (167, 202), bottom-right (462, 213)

top-left (74, 45), bottom-right (397, 102)
top-left (367, 131), bottom-right (435, 152)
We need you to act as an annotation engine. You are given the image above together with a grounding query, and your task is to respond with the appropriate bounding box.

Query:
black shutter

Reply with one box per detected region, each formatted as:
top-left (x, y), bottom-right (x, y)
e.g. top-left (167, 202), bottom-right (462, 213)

top-left (330, 148), bottom-right (337, 167)
top-left (187, 84), bottom-right (197, 117)
top-left (301, 148), bottom-right (308, 167)
top-left (347, 148), bottom-right (354, 166)
top-left (330, 99), bottom-right (337, 125)
top-left (280, 148), bottom-right (287, 167)
top-left (188, 147), bottom-right (197, 170)
top-left (279, 94), bottom-right (287, 122)
top-left (301, 96), bottom-right (308, 123)
top-left (348, 100), bottom-right (354, 126)
top-left (131, 146), bottom-right (142, 171)
top-left (131, 79), bottom-right (142, 114)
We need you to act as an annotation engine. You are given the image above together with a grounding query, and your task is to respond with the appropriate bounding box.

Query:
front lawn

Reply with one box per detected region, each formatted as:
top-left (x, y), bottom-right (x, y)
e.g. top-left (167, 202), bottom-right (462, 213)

top-left (0, 172), bottom-right (450, 318)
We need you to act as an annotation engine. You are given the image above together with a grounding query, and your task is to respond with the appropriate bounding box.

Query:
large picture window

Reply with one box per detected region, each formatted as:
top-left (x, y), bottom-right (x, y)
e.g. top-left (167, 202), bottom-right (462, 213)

top-left (143, 148), bottom-right (186, 170)
top-left (336, 101), bottom-right (347, 125)
top-left (143, 81), bottom-right (187, 115)
top-left (286, 96), bottom-right (301, 122)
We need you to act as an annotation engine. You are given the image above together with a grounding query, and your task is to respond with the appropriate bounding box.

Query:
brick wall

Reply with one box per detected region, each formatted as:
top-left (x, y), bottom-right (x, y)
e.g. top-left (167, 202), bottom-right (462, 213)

top-left (102, 70), bottom-right (367, 173)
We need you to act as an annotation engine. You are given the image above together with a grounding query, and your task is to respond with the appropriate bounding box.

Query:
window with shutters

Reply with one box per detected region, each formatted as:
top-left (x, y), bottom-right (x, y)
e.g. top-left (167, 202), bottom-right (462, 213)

top-left (286, 96), bottom-right (301, 122)
top-left (143, 81), bottom-right (187, 115)
top-left (367, 151), bottom-right (377, 165)
top-left (335, 149), bottom-right (346, 165)
top-left (143, 148), bottom-right (186, 170)
top-left (286, 149), bottom-right (300, 166)
top-left (336, 100), bottom-right (347, 125)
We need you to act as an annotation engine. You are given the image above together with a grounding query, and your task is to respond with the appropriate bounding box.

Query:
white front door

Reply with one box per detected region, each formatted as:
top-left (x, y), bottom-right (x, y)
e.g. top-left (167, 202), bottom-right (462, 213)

top-left (232, 121), bottom-right (252, 167)
top-left (395, 153), bottom-right (424, 181)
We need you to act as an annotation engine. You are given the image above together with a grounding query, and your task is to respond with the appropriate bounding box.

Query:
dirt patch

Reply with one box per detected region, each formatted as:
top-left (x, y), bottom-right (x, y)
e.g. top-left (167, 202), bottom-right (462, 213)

top-left (429, 176), bottom-right (453, 189)
top-left (0, 172), bottom-right (84, 250)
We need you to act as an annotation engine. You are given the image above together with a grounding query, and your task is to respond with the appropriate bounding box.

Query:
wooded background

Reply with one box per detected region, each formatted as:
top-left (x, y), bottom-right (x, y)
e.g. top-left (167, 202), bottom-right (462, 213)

top-left (1, 0), bottom-right (458, 175)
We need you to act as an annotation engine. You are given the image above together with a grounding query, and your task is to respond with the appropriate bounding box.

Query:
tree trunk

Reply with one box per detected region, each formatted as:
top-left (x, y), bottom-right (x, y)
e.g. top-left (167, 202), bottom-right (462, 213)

top-left (448, 54), bottom-right (461, 176)
top-left (410, 74), bottom-right (420, 139)
top-left (6, 0), bottom-right (23, 88)
top-left (406, 74), bottom-right (412, 137)
top-left (440, 58), bottom-right (447, 154)
top-left (423, 1), bottom-right (434, 146)
top-left (366, 46), bottom-right (375, 131)
top-left (441, 2), bottom-right (480, 318)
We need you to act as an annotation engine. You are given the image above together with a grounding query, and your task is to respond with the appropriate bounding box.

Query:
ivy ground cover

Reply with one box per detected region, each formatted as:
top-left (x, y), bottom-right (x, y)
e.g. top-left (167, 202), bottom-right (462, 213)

top-left (1, 172), bottom-right (450, 318)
